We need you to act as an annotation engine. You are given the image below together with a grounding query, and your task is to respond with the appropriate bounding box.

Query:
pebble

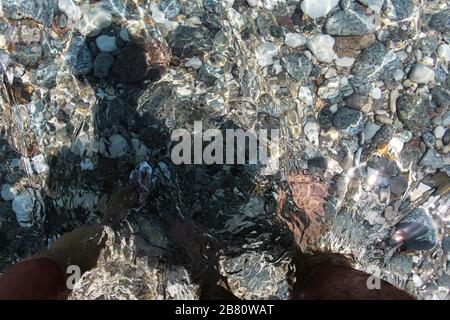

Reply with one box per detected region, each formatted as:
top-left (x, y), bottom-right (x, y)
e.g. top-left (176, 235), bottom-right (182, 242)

top-left (95, 35), bottom-right (118, 53)
top-left (160, 0), bottom-right (181, 19)
top-left (300, 0), bottom-right (339, 19)
top-left (94, 53), bottom-right (114, 78)
top-left (65, 36), bottom-right (93, 76)
top-left (298, 86), bottom-right (313, 105)
top-left (363, 122), bottom-right (381, 141)
top-left (409, 64), bottom-right (435, 84)
top-left (256, 42), bottom-right (278, 67)
top-left (437, 44), bottom-right (450, 62)
top-left (99, 134), bottom-right (129, 159)
top-left (325, 9), bottom-right (379, 36)
top-left (307, 34), bottom-right (335, 64)
top-left (396, 94), bottom-right (431, 132)
top-left (370, 87), bottom-right (382, 100)
top-left (77, 7), bottom-right (112, 37)
top-left (434, 126), bottom-right (445, 139)
top-left (393, 69), bottom-right (405, 81)
top-left (390, 176), bottom-right (408, 196)
top-left (58, 0), bottom-right (82, 21)
top-left (1, 184), bottom-right (16, 201)
top-left (335, 57), bottom-right (354, 67)
top-left (358, 0), bottom-right (384, 13)
top-left (412, 274), bottom-right (423, 288)
top-left (12, 192), bottom-right (36, 227)
top-left (284, 33), bottom-right (306, 48)
top-left (280, 54), bottom-right (312, 83)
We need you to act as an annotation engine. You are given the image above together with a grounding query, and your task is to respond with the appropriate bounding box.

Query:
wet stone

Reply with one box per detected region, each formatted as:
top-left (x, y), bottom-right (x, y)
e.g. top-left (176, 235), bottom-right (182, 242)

top-left (334, 34), bottom-right (376, 58)
top-left (442, 236), bottom-right (450, 253)
top-left (160, 0), bottom-right (182, 19)
top-left (367, 155), bottom-right (398, 177)
top-left (332, 106), bottom-right (364, 134)
top-left (65, 36), bottom-right (93, 76)
top-left (390, 176), bottom-right (408, 196)
top-left (168, 26), bottom-right (213, 58)
top-left (280, 54), bottom-right (312, 83)
top-left (349, 75), bottom-right (372, 96)
top-left (94, 53), bottom-right (114, 78)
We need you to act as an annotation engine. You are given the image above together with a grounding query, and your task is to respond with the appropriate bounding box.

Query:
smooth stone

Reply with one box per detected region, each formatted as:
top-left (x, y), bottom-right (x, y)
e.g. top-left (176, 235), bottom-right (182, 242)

top-left (345, 94), bottom-right (372, 112)
top-left (429, 10), bottom-right (450, 34)
top-left (352, 42), bottom-right (399, 79)
top-left (412, 274), bottom-right (423, 288)
top-left (1, 184), bottom-right (16, 201)
top-left (300, 0), bottom-right (339, 19)
top-left (393, 69), bottom-right (405, 81)
top-left (363, 122), bottom-right (381, 141)
top-left (390, 176), bottom-right (407, 196)
top-left (422, 132), bottom-right (436, 148)
top-left (77, 7), bottom-right (112, 37)
top-left (307, 34), bottom-right (335, 63)
top-left (437, 44), bottom-right (450, 62)
top-left (434, 126), bottom-right (445, 139)
top-left (95, 35), bottom-right (117, 53)
top-left (420, 148), bottom-right (444, 169)
top-left (325, 9), bottom-right (379, 36)
top-left (185, 56), bottom-right (203, 70)
top-left (99, 134), bottom-right (129, 158)
top-left (2, 0), bottom-right (56, 26)
top-left (334, 34), bottom-right (376, 57)
top-left (335, 56), bottom-right (354, 67)
top-left (383, 0), bottom-right (415, 21)
top-left (256, 42), bottom-right (278, 67)
top-left (370, 87), bottom-right (382, 99)
top-left (58, 0), bottom-right (82, 21)
top-left (396, 94), bottom-right (431, 132)
top-left (119, 29), bottom-right (130, 41)
top-left (409, 64), bottom-right (435, 84)
top-left (168, 26), bottom-right (213, 58)
top-left (299, 86), bottom-right (313, 105)
top-left (12, 193), bottom-right (35, 227)
top-left (318, 77), bottom-right (353, 104)
top-left (94, 53), bottom-right (113, 78)
top-left (284, 33), bottom-right (306, 48)
top-left (304, 121), bottom-right (320, 146)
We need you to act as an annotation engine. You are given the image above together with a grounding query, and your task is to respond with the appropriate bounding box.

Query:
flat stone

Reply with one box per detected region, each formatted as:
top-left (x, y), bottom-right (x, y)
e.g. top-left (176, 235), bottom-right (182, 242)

top-left (325, 9), bottom-right (379, 36)
top-left (94, 53), bottom-right (113, 78)
top-left (334, 34), bottom-right (376, 57)
top-left (300, 0), bottom-right (339, 19)
top-left (284, 33), bottom-right (306, 48)
top-left (77, 7), bottom-right (112, 37)
top-left (168, 26), bottom-right (213, 58)
top-left (352, 42), bottom-right (399, 79)
top-left (95, 35), bottom-right (118, 53)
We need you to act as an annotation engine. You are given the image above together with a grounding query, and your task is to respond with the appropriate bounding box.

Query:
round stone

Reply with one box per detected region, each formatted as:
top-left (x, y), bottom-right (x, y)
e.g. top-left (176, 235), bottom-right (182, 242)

top-left (433, 125), bottom-right (445, 139)
top-left (307, 34), bottom-right (335, 63)
top-left (301, 0), bottom-right (339, 19)
top-left (1, 184), bottom-right (15, 201)
top-left (95, 35), bottom-right (117, 53)
top-left (409, 63), bottom-right (435, 84)
top-left (437, 44), bottom-right (450, 62)
top-left (284, 33), bottom-right (306, 48)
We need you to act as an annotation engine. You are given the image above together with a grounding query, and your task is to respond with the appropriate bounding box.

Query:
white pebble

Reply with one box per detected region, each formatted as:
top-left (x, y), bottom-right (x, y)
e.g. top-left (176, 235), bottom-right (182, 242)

top-left (1, 184), bottom-right (16, 201)
top-left (437, 44), bottom-right (450, 62)
top-left (307, 34), bottom-right (335, 63)
top-left (299, 86), bottom-right (313, 105)
top-left (300, 0), bottom-right (339, 19)
top-left (58, 0), bottom-right (82, 21)
top-left (284, 32), bottom-right (306, 48)
top-left (370, 87), bottom-right (382, 99)
top-left (77, 7), bottom-right (112, 37)
top-left (95, 35), bottom-right (117, 53)
top-left (393, 68), bottom-right (405, 81)
top-left (434, 125), bottom-right (446, 139)
top-left (32, 154), bottom-right (49, 173)
top-left (256, 42), bottom-right (278, 67)
top-left (185, 56), bottom-right (203, 70)
top-left (409, 63), bottom-right (435, 84)
top-left (335, 57), bottom-right (354, 67)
